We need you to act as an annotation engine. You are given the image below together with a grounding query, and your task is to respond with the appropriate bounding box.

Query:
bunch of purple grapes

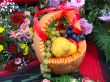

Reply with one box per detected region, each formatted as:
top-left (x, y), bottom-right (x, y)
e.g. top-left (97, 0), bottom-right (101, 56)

top-left (62, 26), bottom-right (85, 42)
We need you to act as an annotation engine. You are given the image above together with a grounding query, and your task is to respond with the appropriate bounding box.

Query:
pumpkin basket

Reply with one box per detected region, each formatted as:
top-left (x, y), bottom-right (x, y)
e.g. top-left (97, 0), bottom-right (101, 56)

top-left (32, 5), bottom-right (86, 74)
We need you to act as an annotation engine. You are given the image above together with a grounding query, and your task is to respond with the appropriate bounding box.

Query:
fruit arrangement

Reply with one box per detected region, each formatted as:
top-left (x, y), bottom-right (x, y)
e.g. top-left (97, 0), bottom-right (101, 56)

top-left (40, 25), bottom-right (79, 73)
top-left (32, 5), bottom-right (86, 74)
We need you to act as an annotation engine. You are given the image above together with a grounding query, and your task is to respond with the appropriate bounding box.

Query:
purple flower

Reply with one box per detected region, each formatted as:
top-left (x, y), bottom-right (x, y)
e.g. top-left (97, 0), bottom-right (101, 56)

top-left (47, 0), bottom-right (61, 7)
top-left (99, 11), bottom-right (110, 22)
top-left (99, 16), bottom-right (110, 21)
top-left (67, 0), bottom-right (85, 8)
top-left (15, 58), bottom-right (22, 65)
top-left (79, 18), bottom-right (93, 35)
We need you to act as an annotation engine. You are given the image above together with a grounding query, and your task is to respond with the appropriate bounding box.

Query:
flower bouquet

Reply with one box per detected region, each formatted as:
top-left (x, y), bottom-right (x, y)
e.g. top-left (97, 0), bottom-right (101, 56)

top-left (0, 1), bottom-right (36, 72)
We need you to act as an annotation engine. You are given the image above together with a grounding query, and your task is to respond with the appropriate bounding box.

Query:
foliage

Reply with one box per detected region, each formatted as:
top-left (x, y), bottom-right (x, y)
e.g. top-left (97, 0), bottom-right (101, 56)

top-left (43, 74), bottom-right (93, 82)
top-left (50, 75), bottom-right (79, 82)
top-left (81, 0), bottom-right (110, 62)
top-left (93, 23), bottom-right (110, 62)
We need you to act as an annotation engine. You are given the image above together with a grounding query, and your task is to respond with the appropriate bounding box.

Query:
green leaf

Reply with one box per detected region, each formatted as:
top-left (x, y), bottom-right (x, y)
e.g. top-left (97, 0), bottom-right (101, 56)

top-left (94, 33), bottom-right (110, 62)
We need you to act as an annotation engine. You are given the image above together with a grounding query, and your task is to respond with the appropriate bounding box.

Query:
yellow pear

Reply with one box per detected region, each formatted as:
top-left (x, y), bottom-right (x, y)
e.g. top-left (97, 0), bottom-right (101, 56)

top-left (68, 42), bottom-right (77, 55)
top-left (51, 37), bottom-right (77, 57)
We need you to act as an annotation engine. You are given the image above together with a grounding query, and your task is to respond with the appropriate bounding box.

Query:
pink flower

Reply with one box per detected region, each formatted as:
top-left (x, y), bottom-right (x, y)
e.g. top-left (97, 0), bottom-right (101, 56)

top-left (79, 18), bottom-right (93, 35)
top-left (24, 18), bottom-right (30, 25)
top-left (10, 28), bottom-right (30, 40)
top-left (35, 6), bottom-right (39, 12)
top-left (42, 79), bottom-right (51, 82)
top-left (10, 30), bottom-right (22, 40)
top-left (20, 23), bottom-right (29, 33)
top-left (67, 0), bottom-right (85, 8)
top-left (15, 58), bottom-right (22, 65)
top-left (24, 11), bottom-right (30, 16)
top-left (0, 0), bottom-right (6, 7)
top-left (10, 30), bottom-right (18, 38)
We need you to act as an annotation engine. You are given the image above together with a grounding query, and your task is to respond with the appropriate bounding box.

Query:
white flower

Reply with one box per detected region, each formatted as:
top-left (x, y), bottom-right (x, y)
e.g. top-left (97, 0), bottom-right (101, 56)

top-left (24, 11), bottom-right (30, 16)
top-left (4, 6), bottom-right (7, 8)
top-left (71, 79), bottom-right (77, 82)
top-left (42, 79), bottom-right (50, 82)
top-left (67, 0), bottom-right (85, 8)
top-left (15, 6), bottom-right (19, 9)
top-left (10, 9), bottom-right (12, 13)
top-left (82, 78), bottom-right (94, 82)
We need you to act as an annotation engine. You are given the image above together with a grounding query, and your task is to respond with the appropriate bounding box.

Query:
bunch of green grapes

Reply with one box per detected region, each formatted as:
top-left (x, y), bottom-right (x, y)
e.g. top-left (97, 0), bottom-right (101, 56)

top-left (41, 40), bottom-right (52, 73)
top-left (47, 27), bottom-right (60, 41)
top-left (40, 27), bottom-right (61, 74)
top-left (40, 53), bottom-right (51, 73)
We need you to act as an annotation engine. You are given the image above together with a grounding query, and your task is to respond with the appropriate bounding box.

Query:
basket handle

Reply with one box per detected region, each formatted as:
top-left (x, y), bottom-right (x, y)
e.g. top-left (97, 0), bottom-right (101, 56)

top-left (33, 4), bottom-right (83, 41)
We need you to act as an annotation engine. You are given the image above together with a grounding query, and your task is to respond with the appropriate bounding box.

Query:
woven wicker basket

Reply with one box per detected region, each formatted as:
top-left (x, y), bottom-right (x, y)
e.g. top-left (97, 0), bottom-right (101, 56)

top-left (33, 9), bottom-right (86, 74)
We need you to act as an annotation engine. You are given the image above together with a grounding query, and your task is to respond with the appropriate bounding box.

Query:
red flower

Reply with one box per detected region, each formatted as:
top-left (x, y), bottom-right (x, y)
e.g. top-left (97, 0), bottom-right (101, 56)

top-left (8, 44), bottom-right (17, 53)
top-left (5, 60), bottom-right (18, 72)
top-left (0, 35), bottom-right (5, 42)
top-left (11, 12), bottom-right (24, 25)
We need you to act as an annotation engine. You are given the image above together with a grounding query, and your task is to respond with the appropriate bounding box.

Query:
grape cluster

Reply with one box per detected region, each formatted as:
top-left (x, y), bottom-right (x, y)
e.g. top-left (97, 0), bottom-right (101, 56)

top-left (41, 40), bottom-right (52, 73)
top-left (47, 28), bottom-right (60, 40)
top-left (41, 27), bottom-right (61, 73)
top-left (62, 26), bottom-right (85, 42)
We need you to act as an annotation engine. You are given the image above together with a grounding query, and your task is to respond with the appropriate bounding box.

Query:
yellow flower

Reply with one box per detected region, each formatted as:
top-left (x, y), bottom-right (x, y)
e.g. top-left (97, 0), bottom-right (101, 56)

top-left (24, 46), bottom-right (29, 55)
top-left (0, 27), bottom-right (5, 33)
top-left (0, 45), bottom-right (4, 52)
top-left (20, 43), bottom-right (29, 55)
top-left (29, 27), bottom-right (33, 34)
top-left (28, 27), bottom-right (34, 38)
top-left (20, 43), bottom-right (27, 49)
top-left (54, 23), bottom-right (59, 27)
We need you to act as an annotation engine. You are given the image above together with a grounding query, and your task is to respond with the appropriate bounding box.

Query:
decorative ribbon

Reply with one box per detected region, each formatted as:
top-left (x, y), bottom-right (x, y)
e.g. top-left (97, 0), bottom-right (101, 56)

top-left (33, 18), bottom-right (47, 41)
top-left (33, 3), bottom-right (83, 41)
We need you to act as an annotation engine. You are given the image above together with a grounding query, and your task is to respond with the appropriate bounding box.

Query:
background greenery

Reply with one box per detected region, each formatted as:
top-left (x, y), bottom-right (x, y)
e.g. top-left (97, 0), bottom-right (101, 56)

top-left (81, 0), bottom-right (110, 62)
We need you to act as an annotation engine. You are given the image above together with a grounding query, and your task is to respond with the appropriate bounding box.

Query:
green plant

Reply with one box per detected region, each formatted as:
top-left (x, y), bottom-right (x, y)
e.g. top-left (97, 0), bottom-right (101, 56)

top-left (81, 0), bottom-right (110, 62)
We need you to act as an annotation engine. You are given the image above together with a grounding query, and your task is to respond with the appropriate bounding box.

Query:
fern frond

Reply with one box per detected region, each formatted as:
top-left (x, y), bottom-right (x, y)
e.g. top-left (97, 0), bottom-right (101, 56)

top-left (94, 33), bottom-right (110, 62)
